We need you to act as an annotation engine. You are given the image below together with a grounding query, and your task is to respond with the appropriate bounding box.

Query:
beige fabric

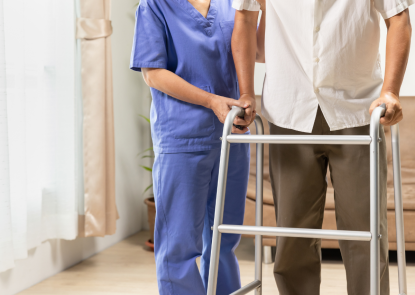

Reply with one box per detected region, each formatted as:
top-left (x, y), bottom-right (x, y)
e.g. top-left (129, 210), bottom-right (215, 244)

top-left (76, 18), bottom-right (113, 40)
top-left (244, 197), bottom-right (276, 229)
top-left (77, 0), bottom-right (118, 237)
top-left (268, 108), bottom-right (389, 295)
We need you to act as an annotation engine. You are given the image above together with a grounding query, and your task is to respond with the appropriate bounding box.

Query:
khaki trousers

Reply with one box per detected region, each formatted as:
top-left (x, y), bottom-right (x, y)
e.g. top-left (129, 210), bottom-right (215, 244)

top-left (269, 108), bottom-right (389, 295)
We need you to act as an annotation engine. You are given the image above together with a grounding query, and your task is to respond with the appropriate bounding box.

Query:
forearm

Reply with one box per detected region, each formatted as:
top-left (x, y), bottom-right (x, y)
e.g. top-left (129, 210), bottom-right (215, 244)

top-left (382, 9), bottom-right (412, 97)
top-left (142, 68), bottom-right (213, 108)
top-left (232, 10), bottom-right (259, 98)
top-left (369, 10), bottom-right (410, 125)
top-left (256, 10), bottom-right (266, 63)
top-left (142, 67), bottom-right (249, 129)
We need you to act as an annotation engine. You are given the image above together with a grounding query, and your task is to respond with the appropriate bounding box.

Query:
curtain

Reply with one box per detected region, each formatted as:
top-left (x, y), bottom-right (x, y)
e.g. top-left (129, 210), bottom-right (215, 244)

top-left (77, 0), bottom-right (118, 237)
top-left (0, 0), bottom-right (77, 272)
top-left (0, 0), bottom-right (13, 272)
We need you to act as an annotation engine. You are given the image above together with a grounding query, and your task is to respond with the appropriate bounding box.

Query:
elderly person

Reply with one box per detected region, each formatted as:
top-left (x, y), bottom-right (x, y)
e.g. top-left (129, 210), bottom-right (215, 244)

top-left (231, 0), bottom-right (412, 294)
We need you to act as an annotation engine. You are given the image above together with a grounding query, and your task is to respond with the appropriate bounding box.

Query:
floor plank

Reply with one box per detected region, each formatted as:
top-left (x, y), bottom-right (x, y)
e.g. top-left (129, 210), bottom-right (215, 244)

top-left (19, 231), bottom-right (415, 294)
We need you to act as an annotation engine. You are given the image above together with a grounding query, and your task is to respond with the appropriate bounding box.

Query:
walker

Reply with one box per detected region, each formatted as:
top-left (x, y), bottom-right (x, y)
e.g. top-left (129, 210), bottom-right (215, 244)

top-left (207, 104), bottom-right (407, 295)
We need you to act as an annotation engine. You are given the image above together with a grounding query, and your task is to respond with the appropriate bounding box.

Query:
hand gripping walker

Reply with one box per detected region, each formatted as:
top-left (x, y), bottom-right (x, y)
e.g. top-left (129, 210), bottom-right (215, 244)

top-left (206, 104), bottom-right (407, 295)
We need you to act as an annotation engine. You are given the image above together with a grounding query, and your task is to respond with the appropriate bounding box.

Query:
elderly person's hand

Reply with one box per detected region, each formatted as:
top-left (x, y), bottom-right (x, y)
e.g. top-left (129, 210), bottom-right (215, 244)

top-left (233, 94), bottom-right (257, 129)
top-left (369, 92), bottom-right (403, 126)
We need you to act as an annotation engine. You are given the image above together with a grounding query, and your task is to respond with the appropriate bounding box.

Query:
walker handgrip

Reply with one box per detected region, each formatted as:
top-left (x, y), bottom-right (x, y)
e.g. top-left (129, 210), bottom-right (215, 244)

top-left (232, 106), bottom-right (245, 117)
top-left (232, 106), bottom-right (246, 130)
top-left (379, 103), bottom-right (386, 117)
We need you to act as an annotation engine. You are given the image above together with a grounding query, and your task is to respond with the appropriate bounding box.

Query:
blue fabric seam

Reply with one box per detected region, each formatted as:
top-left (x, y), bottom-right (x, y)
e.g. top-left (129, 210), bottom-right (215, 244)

top-left (130, 61), bottom-right (166, 72)
top-left (173, 0), bottom-right (218, 33)
top-left (157, 155), bottom-right (176, 295)
top-left (144, 0), bottom-right (168, 24)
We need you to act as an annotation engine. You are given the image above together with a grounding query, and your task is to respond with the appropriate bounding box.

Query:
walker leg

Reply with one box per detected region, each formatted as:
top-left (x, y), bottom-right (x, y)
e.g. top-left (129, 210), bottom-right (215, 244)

top-left (207, 107), bottom-right (244, 295)
top-left (206, 139), bottom-right (231, 295)
top-left (370, 118), bottom-right (381, 295)
top-left (254, 116), bottom-right (264, 295)
top-left (391, 125), bottom-right (407, 295)
top-left (263, 246), bottom-right (274, 264)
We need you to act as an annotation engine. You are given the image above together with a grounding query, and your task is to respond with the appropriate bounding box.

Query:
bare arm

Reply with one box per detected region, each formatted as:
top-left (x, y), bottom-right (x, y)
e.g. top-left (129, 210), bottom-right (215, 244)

top-left (369, 9), bottom-right (412, 125)
top-left (256, 5), bottom-right (266, 63)
top-left (232, 10), bottom-right (260, 127)
top-left (142, 68), bottom-right (249, 133)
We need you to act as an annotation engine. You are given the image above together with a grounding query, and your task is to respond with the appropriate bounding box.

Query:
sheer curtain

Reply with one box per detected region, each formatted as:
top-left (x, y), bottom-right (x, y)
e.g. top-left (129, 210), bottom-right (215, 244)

top-left (0, 0), bottom-right (77, 272)
top-left (0, 0), bottom-right (13, 272)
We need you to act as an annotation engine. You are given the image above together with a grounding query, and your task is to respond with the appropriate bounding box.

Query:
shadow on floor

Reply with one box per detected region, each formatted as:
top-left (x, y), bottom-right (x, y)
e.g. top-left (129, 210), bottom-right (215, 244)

top-left (321, 248), bottom-right (343, 262)
top-left (322, 248), bottom-right (415, 265)
top-left (390, 250), bottom-right (415, 265)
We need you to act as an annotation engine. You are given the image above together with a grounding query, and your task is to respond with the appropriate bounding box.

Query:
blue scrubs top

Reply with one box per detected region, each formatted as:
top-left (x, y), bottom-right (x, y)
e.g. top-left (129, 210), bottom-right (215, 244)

top-left (130, 0), bottom-right (239, 154)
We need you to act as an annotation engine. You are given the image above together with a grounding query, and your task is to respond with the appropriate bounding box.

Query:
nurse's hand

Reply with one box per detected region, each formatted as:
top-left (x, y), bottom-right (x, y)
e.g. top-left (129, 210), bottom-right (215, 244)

top-left (208, 95), bottom-right (250, 134)
top-left (233, 94), bottom-right (257, 128)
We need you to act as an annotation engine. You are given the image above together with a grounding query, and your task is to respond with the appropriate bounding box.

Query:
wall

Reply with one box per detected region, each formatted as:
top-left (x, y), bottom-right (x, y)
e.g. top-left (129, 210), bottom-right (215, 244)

top-left (0, 1), bottom-right (151, 294)
top-left (254, 63), bottom-right (266, 96)
top-left (254, 8), bottom-right (415, 96)
top-left (379, 8), bottom-right (415, 96)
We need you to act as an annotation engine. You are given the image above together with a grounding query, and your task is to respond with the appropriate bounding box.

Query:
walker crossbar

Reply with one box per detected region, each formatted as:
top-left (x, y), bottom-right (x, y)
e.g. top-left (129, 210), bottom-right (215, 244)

top-left (230, 280), bottom-right (261, 295)
top-left (227, 134), bottom-right (372, 145)
top-left (206, 104), bottom-right (407, 295)
top-left (218, 225), bottom-right (372, 241)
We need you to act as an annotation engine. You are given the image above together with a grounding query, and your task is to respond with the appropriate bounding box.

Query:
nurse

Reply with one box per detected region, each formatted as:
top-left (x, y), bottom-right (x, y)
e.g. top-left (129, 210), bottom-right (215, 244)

top-left (130, 0), bottom-right (259, 294)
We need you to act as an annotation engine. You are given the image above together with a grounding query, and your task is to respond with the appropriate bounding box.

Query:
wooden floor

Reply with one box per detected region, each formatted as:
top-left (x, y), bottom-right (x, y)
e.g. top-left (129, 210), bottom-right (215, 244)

top-left (20, 231), bottom-right (415, 295)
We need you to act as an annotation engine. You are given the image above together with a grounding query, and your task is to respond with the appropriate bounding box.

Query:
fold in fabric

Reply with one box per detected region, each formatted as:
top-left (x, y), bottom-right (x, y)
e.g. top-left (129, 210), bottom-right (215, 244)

top-left (77, 0), bottom-right (118, 237)
top-left (76, 18), bottom-right (113, 40)
top-left (232, 0), bottom-right (261, 11)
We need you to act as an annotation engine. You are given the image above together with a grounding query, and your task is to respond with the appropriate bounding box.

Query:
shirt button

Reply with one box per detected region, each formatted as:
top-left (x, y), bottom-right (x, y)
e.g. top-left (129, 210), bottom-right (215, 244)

top-left (314, 57), bottom-right (320, 63)
top-left (315, 26), bottom-right (320, 32)
top-left (314, 88), bottom-right (320, 94)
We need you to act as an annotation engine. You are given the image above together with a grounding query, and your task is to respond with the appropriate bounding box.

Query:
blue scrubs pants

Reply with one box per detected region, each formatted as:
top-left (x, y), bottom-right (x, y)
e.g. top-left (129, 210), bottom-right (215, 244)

top-left (152, 143), bottom-right (250, 295)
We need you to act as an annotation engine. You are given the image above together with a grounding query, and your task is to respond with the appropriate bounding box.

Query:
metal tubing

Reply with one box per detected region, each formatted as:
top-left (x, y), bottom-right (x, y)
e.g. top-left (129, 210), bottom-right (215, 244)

top-left (230, 280), bottom-right (262, 295)
top-left (263, 246), bottom-right (274, 264)
top-left (207, 106), bottom-right (245, 295)
top-left (254, 115), bottom-right (264, 295)
top-left (207, 105), bottom-right (395, 295)
top-left (227, 134), bottom-right (371, 145)
top-left (391, 124), bottom-right (408, 295)
top-left (218, 225), bottom-right (372, 241)
top-left (369, 105), bottom-right (385, 295)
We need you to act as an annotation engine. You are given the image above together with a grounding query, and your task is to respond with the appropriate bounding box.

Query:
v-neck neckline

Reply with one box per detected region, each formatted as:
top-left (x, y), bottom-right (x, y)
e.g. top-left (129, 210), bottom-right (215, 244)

top-left (186, 0), bottom-right (211, 20)
top-left (176, 0), bottom-right (218, 31)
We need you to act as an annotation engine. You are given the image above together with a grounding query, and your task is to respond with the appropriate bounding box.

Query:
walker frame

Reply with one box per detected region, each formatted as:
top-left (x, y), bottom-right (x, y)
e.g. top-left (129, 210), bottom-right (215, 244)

top-left (206, 105), bottom-right (407, 295)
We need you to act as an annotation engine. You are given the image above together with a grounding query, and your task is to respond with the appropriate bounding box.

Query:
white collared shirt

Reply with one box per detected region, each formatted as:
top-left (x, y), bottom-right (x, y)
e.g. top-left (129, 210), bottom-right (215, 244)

top-left (233, 0), bottom-right (414, 133)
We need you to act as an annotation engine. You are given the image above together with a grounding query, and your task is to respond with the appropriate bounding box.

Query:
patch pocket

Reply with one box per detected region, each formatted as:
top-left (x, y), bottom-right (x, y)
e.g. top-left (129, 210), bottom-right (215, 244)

top-left (166, 86), bottom-right (216, 139)
top-left (219, 21), bottom-right (235, 52)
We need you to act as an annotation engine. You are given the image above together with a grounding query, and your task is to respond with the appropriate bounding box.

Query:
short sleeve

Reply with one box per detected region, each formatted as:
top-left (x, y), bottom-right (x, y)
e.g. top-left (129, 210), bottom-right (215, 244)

top-left (130, 2), bottom-right (168, 72)
top-left (374, 0), bottom-right (414, 19)
top-left (232, 0), bottom-right (261, 11)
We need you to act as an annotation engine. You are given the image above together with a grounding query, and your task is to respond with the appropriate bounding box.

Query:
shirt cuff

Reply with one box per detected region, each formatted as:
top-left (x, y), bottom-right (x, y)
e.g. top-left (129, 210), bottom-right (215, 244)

top-left (129, 61), bottom-right (167, 72)
top-left (232, 0), bottom-right (261, 11)
top-left (379, 0), bottom-right (414, 19)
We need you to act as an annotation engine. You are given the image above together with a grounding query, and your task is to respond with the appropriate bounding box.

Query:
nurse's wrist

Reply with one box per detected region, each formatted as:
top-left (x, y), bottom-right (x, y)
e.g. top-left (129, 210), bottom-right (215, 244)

top-left (204, 93), bottom-right (217, 110)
